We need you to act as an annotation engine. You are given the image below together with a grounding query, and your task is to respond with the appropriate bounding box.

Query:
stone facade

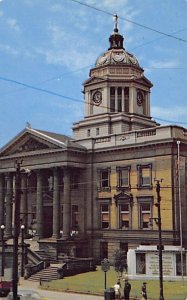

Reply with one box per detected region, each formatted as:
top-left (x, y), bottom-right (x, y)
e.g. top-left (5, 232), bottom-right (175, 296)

top-left (0, 20), bottom-right (187, 265)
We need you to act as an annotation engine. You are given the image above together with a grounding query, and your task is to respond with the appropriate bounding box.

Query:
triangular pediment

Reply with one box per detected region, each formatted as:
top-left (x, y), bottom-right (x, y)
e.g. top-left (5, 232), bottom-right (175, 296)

top-left (84, 76), bottom-right (106, 86)
top-left (0, 128), bottom-right (69, 157)
top-left (114, 191), bottom-right (133, 201)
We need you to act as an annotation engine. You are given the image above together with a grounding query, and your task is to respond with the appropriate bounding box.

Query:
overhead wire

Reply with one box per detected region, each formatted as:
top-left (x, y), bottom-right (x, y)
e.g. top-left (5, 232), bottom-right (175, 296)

top-left (70, 0), bottom-right (187, 43)
top-left (0, 75), bottom-right (187, 126)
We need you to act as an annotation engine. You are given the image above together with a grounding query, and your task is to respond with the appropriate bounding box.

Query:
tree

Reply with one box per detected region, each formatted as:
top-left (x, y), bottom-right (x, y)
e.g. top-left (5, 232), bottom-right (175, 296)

top-left (113, 249), bottom-right (127, 276)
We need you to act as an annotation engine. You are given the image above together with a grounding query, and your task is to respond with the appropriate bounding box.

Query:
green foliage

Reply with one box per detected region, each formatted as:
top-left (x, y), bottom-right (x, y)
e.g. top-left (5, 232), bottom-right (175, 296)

top-left (113, 249), bottom-right (127, 275)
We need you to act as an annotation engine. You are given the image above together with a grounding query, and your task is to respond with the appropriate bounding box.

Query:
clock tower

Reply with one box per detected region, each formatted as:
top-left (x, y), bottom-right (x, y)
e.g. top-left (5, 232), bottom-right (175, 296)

top-left (73, 16), bottom-right (158, 143)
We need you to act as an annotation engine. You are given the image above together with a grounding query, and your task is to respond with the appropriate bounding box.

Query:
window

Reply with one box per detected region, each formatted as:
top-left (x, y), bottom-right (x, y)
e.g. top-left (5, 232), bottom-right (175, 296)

top-left (101, 204), bottom-right (109, 229)
top-left (137, 164), bottom-right (152, 188)
top-left (124, 87), bottom-right (129, 112)
top-left (71, 205), bottom-right (79, 230)
top-left (96, 128), bottom-right (99, 136)
top-left (139, 202), bottom-right (151, 229)
top-left (87, 129), bottom-right (90, 137)
top-left (117, 87), bottom-right (122, 112)
top-left (119, 204), bottom-right (130, 229)
top-left (136, 253), bottom-right (146, 274)
top-left (98, 168), bottom-right (111, 191)
top-left (117, 166), bottom-right (130, 189)
top-left (110, 87), bottom-right (115, 112)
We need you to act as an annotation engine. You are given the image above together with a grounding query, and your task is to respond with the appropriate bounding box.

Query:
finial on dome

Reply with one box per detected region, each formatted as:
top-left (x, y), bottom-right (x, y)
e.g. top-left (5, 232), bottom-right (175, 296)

top-left (113, 14), bottom-right (119, 33)
top-left (109, 14), bottom-right (124, 50)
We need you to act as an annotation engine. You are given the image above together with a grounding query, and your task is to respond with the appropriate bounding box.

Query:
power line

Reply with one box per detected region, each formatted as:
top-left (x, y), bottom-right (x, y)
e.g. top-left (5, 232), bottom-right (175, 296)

top-left (0, 75), bottom-right (187, 126)
top-left (70, 0), bottom-right (187, 43)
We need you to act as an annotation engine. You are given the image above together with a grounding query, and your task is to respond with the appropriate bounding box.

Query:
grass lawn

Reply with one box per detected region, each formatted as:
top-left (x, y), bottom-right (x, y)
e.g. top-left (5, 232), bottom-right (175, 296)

top-left (41, 266), bottom-right (187, 300)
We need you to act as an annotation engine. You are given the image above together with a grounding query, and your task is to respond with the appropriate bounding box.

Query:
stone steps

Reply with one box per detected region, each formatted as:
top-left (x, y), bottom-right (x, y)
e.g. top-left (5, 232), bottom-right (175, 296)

top-left (28, 265), bottom-right (59, 282)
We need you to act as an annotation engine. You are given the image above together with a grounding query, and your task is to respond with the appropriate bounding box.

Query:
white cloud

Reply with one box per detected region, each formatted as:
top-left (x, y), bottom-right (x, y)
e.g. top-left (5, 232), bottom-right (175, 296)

top-left (7, 18), bottom-right (21, 32)
top-left (0, 43), bottom-right (19, 55)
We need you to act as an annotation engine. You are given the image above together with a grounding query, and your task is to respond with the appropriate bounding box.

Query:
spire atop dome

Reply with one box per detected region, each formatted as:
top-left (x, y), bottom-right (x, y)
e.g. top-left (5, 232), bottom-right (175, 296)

top-left (113, 14), bottom-right (119, 33)
top-left (109, 14), bottom-right (124, 50)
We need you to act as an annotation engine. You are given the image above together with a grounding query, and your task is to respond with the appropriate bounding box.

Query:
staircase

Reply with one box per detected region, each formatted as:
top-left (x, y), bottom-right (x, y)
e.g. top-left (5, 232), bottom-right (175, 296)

top-left (28, 265), bottom-right (59, 282)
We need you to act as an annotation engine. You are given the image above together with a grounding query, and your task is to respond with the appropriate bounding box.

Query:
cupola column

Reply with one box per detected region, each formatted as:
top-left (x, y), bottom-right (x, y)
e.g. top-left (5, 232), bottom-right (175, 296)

top-left (122, 87), bottom-right (125, 112)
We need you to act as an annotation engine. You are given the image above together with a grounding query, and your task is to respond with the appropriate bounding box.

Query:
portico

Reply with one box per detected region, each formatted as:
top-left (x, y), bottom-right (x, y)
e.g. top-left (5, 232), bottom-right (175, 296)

top-left (0, 128), bottom-right (87, 251)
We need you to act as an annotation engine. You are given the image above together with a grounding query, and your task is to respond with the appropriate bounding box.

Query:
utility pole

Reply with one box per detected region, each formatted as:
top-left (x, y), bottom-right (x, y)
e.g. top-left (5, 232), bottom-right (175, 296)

top-left (12, 160), bottom-right (22, 300)
top-left (155, 179), bottom-right (164, 300)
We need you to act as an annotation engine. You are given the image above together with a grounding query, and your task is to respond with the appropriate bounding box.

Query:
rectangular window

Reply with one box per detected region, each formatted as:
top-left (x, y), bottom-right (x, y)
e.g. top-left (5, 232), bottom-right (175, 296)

top-left (117, 167), bottom-right (130, 189)
top-left (117, 87), bottom-right (122, 112)
top-left (96, 128), bottom-right (99, 136)
top-left (98, 168), bottom-right (111, 191)
top-left (71, 204), bottom-right (79, 230)
top-left (87, 129), bottom-right (90, 137)
top-left (110, 87), bottom-right (115, 112)
top-left (124, 87), bottom-right (129, 112)
top-left (136, 253), bottom-right (146, 274)
top-left (139, 202), bottom-right (151, 229)
top-left (101, 204), bottom-right (109, 229)
top-left (137, 164), bottom-right (152, 188)
top-left (119, 204), bottom-right (130, 229)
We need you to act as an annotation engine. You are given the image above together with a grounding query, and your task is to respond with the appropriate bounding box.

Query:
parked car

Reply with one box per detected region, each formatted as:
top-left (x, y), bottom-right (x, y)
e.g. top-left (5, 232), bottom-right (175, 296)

top-left (6, 289), bottom-right (42, 300)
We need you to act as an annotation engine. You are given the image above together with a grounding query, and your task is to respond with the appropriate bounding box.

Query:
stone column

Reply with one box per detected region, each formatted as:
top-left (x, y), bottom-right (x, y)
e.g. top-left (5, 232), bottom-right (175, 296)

top-left (5, 173), bottom-right (13, 237)
top-left (20, 174), bottom-right (28, 231)
top-left (122, 87), bottom-right (125, 112)
top-left (52, 168), bottom-right (60, 239)
top-left (0, 174), bottom-right (5, 226)
top-left (63, 168), bottom-right (71, 238)
top-left (36, 171), bottom-right (43, 238)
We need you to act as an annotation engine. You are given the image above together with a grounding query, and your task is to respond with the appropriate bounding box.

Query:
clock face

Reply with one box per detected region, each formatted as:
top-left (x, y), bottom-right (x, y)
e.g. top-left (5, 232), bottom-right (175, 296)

top-left (137, 91), bottom-right (144, 106)
top-left (93, 91), bottom-right (102, 105)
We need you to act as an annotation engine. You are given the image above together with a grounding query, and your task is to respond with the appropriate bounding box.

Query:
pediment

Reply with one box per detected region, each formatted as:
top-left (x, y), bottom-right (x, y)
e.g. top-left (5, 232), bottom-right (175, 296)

top-left (114, 191), bottom-right (133, 201)
top-left (84, 76), bottom-right (106, 86)
top-left (0, 128), bottom-right (67, 157)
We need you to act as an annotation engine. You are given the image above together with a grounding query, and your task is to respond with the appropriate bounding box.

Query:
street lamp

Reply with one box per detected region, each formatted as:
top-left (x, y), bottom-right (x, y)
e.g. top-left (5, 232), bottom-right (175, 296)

top-left (12, 160), bottom-right (22, 300)
top-left (21, 225), bottom-right (25, 277)
top-left (155, 179), bottom-right (164, 300)
top-left (1, 224), bottom-right (5, 277)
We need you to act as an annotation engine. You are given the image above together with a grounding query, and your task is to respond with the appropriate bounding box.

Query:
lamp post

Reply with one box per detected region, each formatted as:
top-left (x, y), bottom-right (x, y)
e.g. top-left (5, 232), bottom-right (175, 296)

top-left (1, 224), bottom-right (5, 277)
top-left (12, 160), bottom-right (22, 300)
top-left (20, 225), bottom-right (25, 278)
top-left (155, 179), bottom-right (164, 300)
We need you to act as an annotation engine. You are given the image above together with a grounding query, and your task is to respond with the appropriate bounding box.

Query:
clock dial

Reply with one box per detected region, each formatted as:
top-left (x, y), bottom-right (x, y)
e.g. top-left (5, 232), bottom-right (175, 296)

top-left (93, 91), bottom-right (102, 105)
top-left (137, 91), bottom-right (144, 106)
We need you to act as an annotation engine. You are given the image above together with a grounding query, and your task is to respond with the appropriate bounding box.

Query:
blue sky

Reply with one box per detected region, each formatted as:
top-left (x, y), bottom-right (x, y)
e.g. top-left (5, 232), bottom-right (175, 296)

top-left (0, 0), bottom-right (186, 148)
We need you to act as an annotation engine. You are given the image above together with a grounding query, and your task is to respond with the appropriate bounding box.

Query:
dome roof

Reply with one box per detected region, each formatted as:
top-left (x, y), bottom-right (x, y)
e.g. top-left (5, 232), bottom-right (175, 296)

top-left (95, 15), bottom-right (140, 68)
top-left (95, 48), bottom-right (140, 67)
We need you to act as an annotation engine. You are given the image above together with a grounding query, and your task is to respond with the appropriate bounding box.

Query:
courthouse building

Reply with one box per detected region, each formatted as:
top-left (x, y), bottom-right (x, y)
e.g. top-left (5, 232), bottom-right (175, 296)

top-left (0, 19), bottom-right (187, 268)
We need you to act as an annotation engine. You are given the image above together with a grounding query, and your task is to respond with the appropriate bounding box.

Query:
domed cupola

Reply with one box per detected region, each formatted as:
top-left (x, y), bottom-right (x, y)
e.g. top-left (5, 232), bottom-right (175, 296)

top-left (95, 15), bottom-right (140, 68)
